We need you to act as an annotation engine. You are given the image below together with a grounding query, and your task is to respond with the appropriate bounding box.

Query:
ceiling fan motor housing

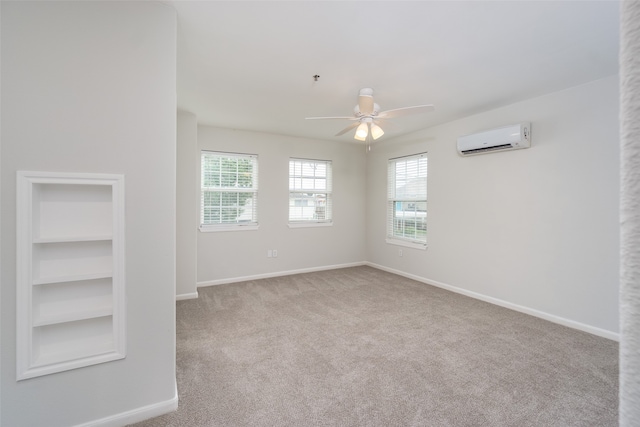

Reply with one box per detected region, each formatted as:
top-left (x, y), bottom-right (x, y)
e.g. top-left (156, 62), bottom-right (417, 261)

top-left (354, 103), bottom-right (380, 117)
top-left (305, 87), bottom-right (434, 141)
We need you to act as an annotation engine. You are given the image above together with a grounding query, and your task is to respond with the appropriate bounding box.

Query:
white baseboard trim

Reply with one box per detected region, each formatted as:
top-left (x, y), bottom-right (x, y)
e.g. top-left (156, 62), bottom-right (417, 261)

top-left (366, 262), bottom-right (620, 342)
top-left (197, 261), bottom-right (367, 288)
top-left (74, 380), bottom-right (178, 427)
top-left (176, 291), bottom-right (199, 301)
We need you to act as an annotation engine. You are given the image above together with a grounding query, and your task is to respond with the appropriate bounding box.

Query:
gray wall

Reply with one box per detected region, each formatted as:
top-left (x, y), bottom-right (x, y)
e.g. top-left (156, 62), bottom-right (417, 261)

top-left (177, 111), bottom-right (199, 299)
top-left (620, 0), bottom-right (640, 423)
top-left (1, 2), bottom-right (177, 426)
top-left (0, 2), bottom-right (623, 426)
top-left (197, 126), bottom-right (367, 284)
top-left (194, 77), bottom-right (619, 340)
top-left (366, 76), bottom-right (620, 338)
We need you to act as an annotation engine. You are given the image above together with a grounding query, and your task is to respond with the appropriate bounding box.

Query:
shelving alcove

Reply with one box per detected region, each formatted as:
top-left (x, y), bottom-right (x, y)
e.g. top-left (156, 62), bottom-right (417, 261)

top-left (17, 171), bottom-right (125, 380)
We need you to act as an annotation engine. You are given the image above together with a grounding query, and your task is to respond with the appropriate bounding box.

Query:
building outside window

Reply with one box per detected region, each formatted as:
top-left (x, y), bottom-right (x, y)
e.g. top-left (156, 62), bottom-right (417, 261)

top-left (289, 158), bottom-right (332, 225)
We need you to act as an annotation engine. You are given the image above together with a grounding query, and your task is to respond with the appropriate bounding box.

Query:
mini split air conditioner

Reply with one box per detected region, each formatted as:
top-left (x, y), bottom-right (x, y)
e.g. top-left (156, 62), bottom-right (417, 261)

top-left (457, 122), bottom-right (531, 156)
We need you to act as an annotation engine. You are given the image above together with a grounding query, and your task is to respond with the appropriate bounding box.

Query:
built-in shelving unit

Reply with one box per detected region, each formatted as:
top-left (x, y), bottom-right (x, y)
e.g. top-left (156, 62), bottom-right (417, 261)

top-left (17, 171), bottom-right (125, 380)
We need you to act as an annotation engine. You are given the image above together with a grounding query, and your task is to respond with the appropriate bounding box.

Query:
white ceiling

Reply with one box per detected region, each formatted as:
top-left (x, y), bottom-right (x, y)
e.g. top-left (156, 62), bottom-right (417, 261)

top-left (170, 1), bottom-right (619, 142)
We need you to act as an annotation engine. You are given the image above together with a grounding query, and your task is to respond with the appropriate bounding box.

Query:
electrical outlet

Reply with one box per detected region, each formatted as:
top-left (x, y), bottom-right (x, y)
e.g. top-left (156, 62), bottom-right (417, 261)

top-left (267, 250), bottom-right (273, 258)
top-left (398, 248), bottom-right (403, 257)
top-left (273, 249), bottom-right (278, 258)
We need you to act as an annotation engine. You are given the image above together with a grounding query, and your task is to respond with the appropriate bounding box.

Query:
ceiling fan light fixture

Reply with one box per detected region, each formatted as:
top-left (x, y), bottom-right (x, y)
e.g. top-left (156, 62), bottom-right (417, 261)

top-left (370, 123), bottom-right (384, 140)
top-left (305, 88), bottom-right (435, 144)
top-left (355, 122), bottom-right (368, 141)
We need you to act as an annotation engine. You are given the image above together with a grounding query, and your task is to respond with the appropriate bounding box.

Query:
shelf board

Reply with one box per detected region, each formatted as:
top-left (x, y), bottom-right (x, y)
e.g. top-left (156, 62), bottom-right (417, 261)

top-left (33, 235), bottom-right (112, 244)
top-left (33, 307), bottom-right (113, 327)
top-left (33, 339), bottom-right (118, 368)
top-left (20, 350), bottom-right (124, 380)
top-left (33, 272), bottom-right (113, 286)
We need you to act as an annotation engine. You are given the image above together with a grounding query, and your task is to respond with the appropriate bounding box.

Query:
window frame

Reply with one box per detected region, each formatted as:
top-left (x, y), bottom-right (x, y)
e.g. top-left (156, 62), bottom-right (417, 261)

top-left (288, 158), bottom-right (333, 228)
top-left (200, 150), bottom-right (259, 232)
top-left (386, 152), bottom-right (428, 249)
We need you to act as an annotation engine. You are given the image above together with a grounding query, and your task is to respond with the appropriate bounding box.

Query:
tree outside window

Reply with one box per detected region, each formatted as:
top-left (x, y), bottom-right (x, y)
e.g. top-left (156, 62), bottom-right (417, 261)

top-left (201, 151), bottom-right (258, 229)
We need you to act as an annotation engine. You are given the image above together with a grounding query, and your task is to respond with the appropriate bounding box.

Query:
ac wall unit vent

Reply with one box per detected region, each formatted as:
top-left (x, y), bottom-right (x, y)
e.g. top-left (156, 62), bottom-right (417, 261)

top-left (457, 122), bottom-right (531, 156)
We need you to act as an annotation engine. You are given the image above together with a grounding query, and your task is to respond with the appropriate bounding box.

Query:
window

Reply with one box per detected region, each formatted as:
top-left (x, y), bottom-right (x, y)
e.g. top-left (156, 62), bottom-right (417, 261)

top-left (289, 158), bottom-right (332, 226)
top-left (200, 151), bottom-right (258, 231)
top-left (387, 153), bottom-right (427, 248)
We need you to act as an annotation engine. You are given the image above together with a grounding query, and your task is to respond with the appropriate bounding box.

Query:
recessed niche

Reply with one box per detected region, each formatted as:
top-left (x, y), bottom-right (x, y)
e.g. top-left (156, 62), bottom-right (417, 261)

top-left (17, 171), bottom-right (125, 380)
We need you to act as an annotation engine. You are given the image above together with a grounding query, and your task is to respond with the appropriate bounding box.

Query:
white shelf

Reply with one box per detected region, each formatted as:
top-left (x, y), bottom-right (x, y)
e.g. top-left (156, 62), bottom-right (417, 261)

top-left (32, 183), bottom-right (113, 240)
top-left (34, 346), bottom-right (118, 371)
top-left (33, 277), bottom-right (113, 326)
top-left (32, 272), bottom-right (113, 286)
top-left (17, 171), bottom-right (126, 380)
top-left (33, 235), bottom-right (112, 244)
top-left (33, 309), bottom-right (113, 327)
top-left (32, 317), bottom-right (116, 367)
top-left (32, 239), bottom-right (113, 284)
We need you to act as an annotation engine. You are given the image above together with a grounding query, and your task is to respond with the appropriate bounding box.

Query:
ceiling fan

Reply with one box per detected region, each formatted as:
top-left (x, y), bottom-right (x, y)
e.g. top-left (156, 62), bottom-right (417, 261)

top-left (306, 88), bottom-right (435, 142)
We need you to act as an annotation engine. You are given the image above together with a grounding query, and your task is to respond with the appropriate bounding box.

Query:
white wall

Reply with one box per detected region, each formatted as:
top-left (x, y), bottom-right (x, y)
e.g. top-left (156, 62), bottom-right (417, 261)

top-left (0, 2), bottom-right (3, 422)
top-left (1, 2), bottom-right (177, 426)
top-left (366, 76), bottom-right (620, 337)
top-left (177, 111), bottom-right (199, 299)
top-left (197, 126), bottom-right (366, 284)
top-left (620, 0), bottom-right (640, 423)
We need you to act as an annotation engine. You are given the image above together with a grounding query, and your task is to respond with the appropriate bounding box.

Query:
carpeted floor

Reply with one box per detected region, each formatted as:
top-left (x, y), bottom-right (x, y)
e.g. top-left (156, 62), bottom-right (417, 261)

top-left (130, 266), bottom-right (618, 426)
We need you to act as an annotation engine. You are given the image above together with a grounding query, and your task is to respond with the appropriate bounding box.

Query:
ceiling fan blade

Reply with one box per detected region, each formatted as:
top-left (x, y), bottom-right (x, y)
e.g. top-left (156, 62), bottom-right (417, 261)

top-left (335, 122), bottom-right (360, 136)
top-left (373, 118), bottom-right (398, 132)
top-left (377, 104), bottom-right (435, 119)
top-left (306, 116), bottom-right (356, 120)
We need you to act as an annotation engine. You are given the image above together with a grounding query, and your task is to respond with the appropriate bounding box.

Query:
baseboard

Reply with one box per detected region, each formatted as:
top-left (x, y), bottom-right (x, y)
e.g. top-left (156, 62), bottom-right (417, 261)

top-left (366, 262), bottom-right (620, 342)
top-left (74, 380), bottom-right (178, 427)
top-left (197, 261), bottom-right (367, 288)
top-left (176, 291), bottom-right (199, 301)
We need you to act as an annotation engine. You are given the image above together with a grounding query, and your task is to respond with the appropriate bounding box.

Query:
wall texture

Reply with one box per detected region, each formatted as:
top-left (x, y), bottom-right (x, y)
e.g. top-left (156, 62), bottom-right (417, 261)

top-left (1, 2), bottom-right (177, 426)
top-left (197, 126), bottom-right (367, 285)
top-left (366, 76), bottom-right (619, 338)
top-left (620, 0), bottom-right (640, 423)
top-left (177, 111), bottom-right (199, 300)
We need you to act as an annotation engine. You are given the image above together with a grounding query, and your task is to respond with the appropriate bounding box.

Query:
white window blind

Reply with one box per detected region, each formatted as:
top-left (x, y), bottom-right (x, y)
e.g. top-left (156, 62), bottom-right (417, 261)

top-left (201, 151), bottom-right (258, 230)
top-left (289, 158), bottom-right (332, 223)
top-left (387, 153), bottom-right (427, 247)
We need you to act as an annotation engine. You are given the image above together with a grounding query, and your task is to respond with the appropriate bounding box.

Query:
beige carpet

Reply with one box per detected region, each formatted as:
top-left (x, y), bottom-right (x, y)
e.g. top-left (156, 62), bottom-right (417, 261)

top-left (130, 266), bottom-right (618, 426)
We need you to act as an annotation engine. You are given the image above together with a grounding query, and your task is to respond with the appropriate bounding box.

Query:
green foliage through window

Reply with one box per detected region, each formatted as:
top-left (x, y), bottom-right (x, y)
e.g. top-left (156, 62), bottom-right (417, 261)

top-left (387, 153), bottom-right (427, 245)
top-left (201, 152), bottom-right (258, 226)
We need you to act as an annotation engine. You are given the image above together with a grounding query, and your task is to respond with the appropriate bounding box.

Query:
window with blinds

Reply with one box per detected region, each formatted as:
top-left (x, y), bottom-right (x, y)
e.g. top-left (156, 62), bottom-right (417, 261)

top-left (289, 158), bottom-right (332, 225)
top-left (200, 151), bottom-right (258, 231)
top-left (387, 153), bottom-right (427, 248)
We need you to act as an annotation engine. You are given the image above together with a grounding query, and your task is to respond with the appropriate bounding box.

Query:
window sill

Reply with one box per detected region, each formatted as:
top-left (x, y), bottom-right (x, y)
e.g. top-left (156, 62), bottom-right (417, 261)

top-left (288, 221), bottom-right (333, 229)
top-left (200, 224), bottom-right (259, 232)
top-left (386, 238), bottom-right (427, 250)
